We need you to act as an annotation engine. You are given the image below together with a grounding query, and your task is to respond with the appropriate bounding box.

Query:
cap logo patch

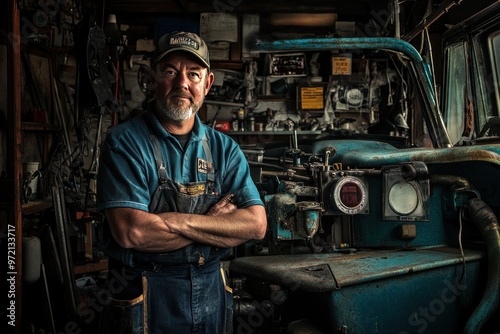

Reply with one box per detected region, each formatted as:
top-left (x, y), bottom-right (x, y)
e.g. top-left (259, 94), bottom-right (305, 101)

top-left (169, 36), bottom-right (199, 50)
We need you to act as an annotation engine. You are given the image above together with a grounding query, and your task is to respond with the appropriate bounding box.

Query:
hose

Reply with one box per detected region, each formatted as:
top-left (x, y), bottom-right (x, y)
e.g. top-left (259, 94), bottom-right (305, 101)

top-left (463, 198), bottom-right (500, 334)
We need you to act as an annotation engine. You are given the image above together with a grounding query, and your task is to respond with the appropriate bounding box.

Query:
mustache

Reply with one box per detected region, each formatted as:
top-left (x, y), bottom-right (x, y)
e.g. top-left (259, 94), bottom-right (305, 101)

top-left (168, 91), bottom-right (193, 102)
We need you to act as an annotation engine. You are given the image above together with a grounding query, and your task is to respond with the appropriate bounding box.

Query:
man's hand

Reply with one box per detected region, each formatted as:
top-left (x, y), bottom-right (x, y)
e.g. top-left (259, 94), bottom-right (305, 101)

top-left (207, 194), bottom-right (237, 216)
top-left (161, 194), bottom-right (267, 248)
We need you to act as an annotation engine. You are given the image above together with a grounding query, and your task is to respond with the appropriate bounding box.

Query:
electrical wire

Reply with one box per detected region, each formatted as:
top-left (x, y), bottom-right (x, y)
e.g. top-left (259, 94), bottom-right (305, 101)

top-left (424, 27), bottom-right (440, 112)
top-left (458, 206), bottom-right (467, 285)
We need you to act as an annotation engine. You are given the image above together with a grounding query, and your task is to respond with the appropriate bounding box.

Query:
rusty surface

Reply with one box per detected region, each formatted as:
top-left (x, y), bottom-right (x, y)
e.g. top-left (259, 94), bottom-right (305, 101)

top-left (312, 139), bottom-right (500, 168)
top-left (229, 247), bottom-right (484, 292)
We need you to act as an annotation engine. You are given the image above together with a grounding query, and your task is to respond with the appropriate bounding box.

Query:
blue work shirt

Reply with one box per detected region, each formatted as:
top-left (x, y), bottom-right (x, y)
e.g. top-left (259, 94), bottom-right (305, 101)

top-left (97, 111), bottom-right (264, 212)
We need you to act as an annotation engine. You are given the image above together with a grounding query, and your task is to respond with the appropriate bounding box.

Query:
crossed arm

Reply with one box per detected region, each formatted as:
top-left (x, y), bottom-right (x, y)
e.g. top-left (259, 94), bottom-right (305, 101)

top-left (105, 197), bottom-right (267, 253)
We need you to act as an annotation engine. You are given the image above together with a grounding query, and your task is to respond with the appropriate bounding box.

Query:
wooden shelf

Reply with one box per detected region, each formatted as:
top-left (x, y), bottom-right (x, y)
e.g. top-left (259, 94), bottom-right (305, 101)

top-left (205, 100), bottom-right (245, 107)
top-left (257, 96), bottom-right (294, 102)
top-left (21, 198), bottom-right (53, 215)
top-left (22, 122), bottom-right (61, 132)
top-left (0, 199), bottom-right (52, 215)
top-left (225, 130), bottom-right (321, 136)
top-left (212, 60), bottom-right (244, 71)
top-left (74, 259), bottom-right (109, 276)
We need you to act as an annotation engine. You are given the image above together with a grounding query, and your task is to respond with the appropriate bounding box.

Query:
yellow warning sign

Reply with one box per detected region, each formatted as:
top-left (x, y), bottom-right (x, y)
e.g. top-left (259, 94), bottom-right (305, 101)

top-left (332, 56), bottom-right (352, 75)
top-left (300, 86), bottom-right (324, 110)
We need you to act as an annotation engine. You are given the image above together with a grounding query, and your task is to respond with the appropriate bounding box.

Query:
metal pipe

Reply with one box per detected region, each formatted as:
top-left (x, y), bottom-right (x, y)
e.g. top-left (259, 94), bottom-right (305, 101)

top-left (403, 0), bottom-right (463, 42)
top-left (53, 77), bottom-right (73, 158)
top-left (52, 186), bottom-right (79, 318)
top-left (463, 198), bottom-right (500, 334)
top-left (393, 0), bottom-right (400, 39)
top-left (248, 161), bottom-right (287, 171)
top-left (233, 299), bottom-right (258, 317)
top-left (429, 174), bottom-right (472, 190)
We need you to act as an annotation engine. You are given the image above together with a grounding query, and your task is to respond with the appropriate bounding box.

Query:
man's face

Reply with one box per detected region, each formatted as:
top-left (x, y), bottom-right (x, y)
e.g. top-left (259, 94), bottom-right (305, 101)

top-left (154, 52), bottom-right (213, 122)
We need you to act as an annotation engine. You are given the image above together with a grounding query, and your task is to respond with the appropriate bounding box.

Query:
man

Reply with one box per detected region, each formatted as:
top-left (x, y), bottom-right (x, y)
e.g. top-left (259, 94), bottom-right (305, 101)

top-left (97, 31), bottom-right (267, 334)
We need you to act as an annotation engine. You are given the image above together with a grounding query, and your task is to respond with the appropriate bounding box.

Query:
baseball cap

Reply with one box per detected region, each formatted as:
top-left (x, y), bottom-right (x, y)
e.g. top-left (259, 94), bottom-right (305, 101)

top-left (154, 31), bottom-right (210, 69)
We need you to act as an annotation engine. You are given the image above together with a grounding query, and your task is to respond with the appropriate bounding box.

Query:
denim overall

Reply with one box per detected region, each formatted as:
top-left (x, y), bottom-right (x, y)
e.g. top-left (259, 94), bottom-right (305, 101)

top-left (100, 129), bottom-right (233, 334)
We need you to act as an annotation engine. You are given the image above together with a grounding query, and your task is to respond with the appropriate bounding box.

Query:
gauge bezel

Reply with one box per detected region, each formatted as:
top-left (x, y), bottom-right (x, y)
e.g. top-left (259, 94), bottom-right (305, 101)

top-left (331, 176), bottom-right (368, 214)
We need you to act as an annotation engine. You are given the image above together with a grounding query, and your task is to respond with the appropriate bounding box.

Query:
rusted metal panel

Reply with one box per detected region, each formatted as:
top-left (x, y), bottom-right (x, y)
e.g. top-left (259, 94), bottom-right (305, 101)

top-left (230, 247), bottom-right (484, 293)
top-left (325, 261), bottom-right (482, 333)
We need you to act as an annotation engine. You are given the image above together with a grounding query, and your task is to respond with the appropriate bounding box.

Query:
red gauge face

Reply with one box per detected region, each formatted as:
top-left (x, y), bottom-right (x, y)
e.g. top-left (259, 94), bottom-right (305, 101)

top-left (332, 177), bottom-right (368, 214)
top-left (340, 182), bottom-right (363, 208)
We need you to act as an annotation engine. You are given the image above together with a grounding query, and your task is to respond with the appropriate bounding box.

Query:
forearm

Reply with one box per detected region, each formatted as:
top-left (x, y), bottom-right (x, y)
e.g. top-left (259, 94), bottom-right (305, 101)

top-left (161, 205), bottom-right (267, 248)
top-left (106, 201), bottom-right (266, 252)
top-left (105, 208), bottom-right (193, 253)
top-left (133, 228), bottom-right (192, 252)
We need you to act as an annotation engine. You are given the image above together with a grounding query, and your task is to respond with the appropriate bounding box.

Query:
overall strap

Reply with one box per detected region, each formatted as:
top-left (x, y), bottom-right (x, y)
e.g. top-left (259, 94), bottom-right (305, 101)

top-left (143, 114), bottom-right (168, 184)
top-left (201, 133), bottom-right (215, 183)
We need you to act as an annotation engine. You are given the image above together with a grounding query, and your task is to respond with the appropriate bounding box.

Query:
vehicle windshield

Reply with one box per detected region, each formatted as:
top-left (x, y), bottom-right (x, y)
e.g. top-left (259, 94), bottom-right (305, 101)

top-left (442, 42), bottom-right (469, 145)
top-left (442, 17), bottom-right (500, 144)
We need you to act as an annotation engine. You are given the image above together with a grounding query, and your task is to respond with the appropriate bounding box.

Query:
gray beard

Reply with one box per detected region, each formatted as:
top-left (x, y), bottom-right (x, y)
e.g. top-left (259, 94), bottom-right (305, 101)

top-left (156, 96), bottom-right (199, 122)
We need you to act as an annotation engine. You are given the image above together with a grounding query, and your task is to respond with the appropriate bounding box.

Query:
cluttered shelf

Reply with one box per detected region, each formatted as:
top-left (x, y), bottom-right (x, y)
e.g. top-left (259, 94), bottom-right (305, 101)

top-left (226, 130), bottom-right (322, 136)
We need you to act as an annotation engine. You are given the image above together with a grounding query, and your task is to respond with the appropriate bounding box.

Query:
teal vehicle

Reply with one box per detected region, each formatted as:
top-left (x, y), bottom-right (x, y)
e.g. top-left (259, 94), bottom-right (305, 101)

top-left (228, 2), bottom-right (500, 333)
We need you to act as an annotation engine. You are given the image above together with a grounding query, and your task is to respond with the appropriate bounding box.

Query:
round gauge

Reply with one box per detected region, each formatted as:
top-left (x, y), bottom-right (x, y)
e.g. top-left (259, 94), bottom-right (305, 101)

top-left (388, 181), bottom-right (419, 215)
top-left (346, 88), bottom-right (364, 107)
top-left (331, 177), bottom-right (368, 214)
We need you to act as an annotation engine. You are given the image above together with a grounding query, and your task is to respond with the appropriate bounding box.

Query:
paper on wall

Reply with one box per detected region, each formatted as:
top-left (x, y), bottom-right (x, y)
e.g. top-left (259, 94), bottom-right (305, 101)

top-left (200, 13), bottom-right (238, 42)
